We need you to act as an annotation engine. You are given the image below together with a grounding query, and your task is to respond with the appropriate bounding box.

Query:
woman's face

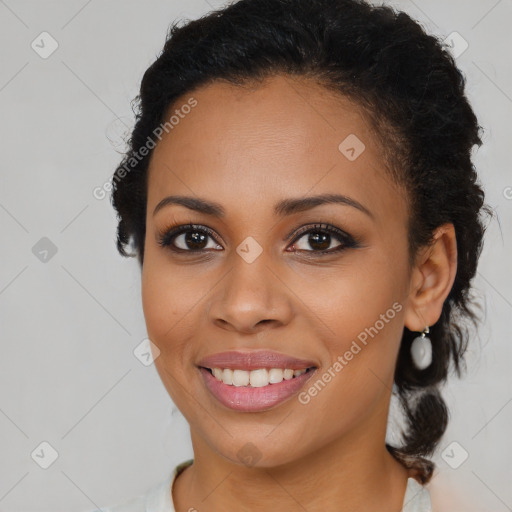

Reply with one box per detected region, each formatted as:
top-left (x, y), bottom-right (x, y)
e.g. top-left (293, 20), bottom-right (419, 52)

top-left (141, 74), bottom-right (413, 467)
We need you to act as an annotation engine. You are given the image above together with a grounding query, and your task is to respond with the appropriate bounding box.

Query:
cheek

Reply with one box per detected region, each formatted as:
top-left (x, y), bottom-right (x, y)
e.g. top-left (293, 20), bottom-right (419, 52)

top-left (141, 254), bottom-right (198, 363)
top-left (141, 259), bottom-right (201, 411)
top-left (142, 244), bottom-right (193, 326)
top-left (306, 255), bottom-right (406, 389)
top-left (295, 256), bottom-right (403, 343)
top-left (297, 282), bottom-right (404, 444)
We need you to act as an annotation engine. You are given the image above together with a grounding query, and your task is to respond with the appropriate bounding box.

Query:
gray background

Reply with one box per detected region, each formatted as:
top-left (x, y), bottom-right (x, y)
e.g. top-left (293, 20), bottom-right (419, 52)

top-left (0, 0), bottom-right (510, 510)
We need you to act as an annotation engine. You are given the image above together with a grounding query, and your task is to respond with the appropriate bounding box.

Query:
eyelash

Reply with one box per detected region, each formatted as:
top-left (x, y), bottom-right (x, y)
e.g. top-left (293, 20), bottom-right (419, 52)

top-left (156, 222), bottom-right (359, 257)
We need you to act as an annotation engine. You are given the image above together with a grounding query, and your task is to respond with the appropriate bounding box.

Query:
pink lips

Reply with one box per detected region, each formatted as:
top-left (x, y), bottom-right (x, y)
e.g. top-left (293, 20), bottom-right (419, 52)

top-left (199, 367), bottom-right (316, 412)
top-left (197, 350), bottom-right (318, 412)
top-left (197, 350), bottom-right (317, 371)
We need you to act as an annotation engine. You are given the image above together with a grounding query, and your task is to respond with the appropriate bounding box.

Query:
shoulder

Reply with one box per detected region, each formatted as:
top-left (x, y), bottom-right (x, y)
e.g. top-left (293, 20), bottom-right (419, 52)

top-left (85, 492), bottom-right (148, 512)
top-left (84, 459), bottom-right (194, 512)
top-left (91, 477), bottom-right (172, 512)
top-left (85, 494), bottom-right (144, 512)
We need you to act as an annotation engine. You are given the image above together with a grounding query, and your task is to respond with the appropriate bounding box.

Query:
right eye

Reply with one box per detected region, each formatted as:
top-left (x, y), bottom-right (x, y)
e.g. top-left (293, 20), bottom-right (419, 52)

top-left (156, 223), bottom-right (223, 253)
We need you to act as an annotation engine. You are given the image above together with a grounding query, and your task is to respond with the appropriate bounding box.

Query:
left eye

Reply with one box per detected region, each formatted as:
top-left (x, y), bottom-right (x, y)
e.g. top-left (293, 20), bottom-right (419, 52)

top-left (292, 231), bottom-right (341, 252)
top-left (289, 224), bottom-right (354, 254)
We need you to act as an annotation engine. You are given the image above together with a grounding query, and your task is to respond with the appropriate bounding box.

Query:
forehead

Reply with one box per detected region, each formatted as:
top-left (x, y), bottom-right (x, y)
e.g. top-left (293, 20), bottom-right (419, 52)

top-left (147, 74), bottom-right (404, 222)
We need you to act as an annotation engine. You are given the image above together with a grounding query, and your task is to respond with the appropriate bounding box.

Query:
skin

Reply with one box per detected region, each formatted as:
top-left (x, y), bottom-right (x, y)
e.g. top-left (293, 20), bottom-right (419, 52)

top-left (140, 74), bottom-right (458, 512)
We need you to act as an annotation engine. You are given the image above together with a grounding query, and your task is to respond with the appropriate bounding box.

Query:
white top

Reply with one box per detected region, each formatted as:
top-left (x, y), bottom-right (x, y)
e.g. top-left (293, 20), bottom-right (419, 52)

top-left (90, 459), bottom-right (432, 512)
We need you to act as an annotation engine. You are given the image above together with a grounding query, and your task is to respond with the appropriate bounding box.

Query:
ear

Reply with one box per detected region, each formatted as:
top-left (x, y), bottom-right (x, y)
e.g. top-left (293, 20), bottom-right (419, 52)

top-left (403, 223), bottom-right (458, 331)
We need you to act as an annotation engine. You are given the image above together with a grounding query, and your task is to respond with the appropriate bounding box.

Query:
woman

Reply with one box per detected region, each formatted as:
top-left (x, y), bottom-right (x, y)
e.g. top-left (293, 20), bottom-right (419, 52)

top-left (98, 0), bottom-right (491, 510)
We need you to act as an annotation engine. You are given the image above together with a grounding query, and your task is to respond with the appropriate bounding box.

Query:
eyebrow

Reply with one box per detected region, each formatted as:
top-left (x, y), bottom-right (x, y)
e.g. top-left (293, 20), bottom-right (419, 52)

top-left (152, 193), bottom-right (374, 219)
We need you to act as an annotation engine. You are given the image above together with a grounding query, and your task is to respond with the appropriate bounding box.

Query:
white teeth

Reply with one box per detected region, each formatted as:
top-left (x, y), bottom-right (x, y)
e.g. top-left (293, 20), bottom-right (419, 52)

top-left (222, 368), bottom-right (233, 385)
top-left (209, 367), bottom-right (311, 387)
top-left (284, 369), bottom-right (294, 380)
top-left (249, 369), bottom-right (268, 387)
top-left (268, 368), bottom-right (284, 384)
top-left (232, 369), bottom-right (250, 387)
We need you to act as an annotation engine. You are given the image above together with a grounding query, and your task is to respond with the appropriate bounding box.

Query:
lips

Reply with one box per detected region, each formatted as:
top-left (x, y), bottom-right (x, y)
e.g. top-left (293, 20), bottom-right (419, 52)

top-left (197, 350), bottom-right (318, 371)
top-left (199, 366), bottom-right (317, 412)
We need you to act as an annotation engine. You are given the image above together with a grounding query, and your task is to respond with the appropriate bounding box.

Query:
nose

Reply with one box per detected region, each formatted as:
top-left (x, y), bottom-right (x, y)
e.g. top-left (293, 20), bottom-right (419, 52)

top-left (207, 255), bottom-right (294, 334)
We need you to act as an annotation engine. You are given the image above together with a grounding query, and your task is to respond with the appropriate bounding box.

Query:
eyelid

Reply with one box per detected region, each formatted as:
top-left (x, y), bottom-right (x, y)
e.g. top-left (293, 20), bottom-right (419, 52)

top-left (284, 223), bottom-right (350, 243)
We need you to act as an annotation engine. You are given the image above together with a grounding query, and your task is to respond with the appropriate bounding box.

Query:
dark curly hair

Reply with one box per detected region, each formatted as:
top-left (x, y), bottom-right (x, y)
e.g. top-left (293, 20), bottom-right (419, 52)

top-left (110, 0), bottom-right (492, 484)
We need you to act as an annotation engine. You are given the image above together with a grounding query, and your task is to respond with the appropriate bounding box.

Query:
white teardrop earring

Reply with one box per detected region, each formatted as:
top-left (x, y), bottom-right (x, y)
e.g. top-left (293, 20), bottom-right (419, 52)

top-left (411, 326), bottom-right (432, 370)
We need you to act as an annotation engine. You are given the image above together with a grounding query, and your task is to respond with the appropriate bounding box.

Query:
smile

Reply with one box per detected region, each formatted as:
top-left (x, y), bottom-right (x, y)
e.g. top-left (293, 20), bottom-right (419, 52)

top-left (199, 366), bottom-right (317, 412)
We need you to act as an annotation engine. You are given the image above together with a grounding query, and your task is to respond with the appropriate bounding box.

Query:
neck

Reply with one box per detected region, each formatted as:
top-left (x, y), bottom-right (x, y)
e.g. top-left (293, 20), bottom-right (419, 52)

top-left (173, 415), bottom-right (411, 511)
